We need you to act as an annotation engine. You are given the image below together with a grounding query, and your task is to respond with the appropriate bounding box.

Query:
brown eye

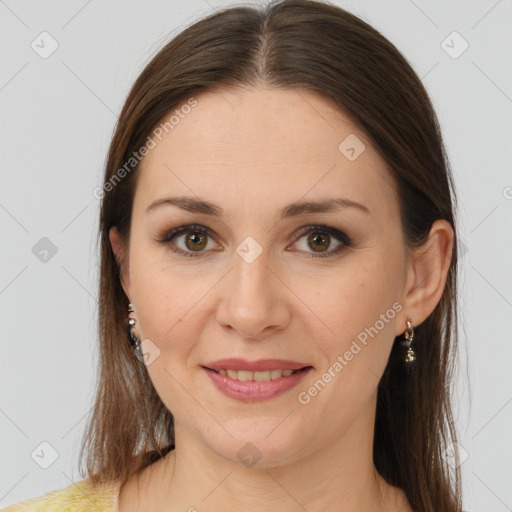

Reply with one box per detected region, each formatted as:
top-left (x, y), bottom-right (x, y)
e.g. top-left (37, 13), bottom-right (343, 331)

top-left (307, 231), bottom-right (331, 252)
top-left (157, 224), bottom-right (217, 257)
top-left (157, 224), bottom-right (351, 259)
top-left (291, 225), bottom-right (351, 258)
top-left (184, 231), bottom-right (208, 251)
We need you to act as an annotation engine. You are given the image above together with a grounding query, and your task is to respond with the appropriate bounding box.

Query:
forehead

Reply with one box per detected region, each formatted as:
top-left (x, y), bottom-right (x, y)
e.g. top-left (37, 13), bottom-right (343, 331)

top-left (135, 86), bottom-right (398, 223)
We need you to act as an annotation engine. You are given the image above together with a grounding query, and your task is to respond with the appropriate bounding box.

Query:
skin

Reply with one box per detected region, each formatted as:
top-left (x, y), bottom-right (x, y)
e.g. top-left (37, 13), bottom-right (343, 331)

top-left (110, 85), bottom-right (453, 512)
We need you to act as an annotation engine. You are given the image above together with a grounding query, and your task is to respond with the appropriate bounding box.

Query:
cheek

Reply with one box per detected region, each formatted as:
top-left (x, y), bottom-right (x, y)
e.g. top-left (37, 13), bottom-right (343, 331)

top-left (300, 255), bottom-right (398, 338)
top-left (298, 254), bottom-right (401, 394)
top-left (127, 246), bottom-right (202, 352)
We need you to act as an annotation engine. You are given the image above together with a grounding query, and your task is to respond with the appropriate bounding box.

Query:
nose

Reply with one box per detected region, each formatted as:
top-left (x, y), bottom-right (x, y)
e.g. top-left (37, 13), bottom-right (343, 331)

top-left (215, 244), bottom-right (291, 340)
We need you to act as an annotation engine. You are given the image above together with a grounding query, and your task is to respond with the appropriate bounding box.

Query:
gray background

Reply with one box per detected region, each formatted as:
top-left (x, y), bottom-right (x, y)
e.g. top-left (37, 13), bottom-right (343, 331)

top-left (1, 0), bottom-right (511, 510)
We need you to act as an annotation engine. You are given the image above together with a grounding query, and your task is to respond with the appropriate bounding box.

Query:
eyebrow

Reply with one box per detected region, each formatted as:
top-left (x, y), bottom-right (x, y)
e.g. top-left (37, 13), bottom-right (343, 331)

top-left (145, 195), bottom-right (371, 219)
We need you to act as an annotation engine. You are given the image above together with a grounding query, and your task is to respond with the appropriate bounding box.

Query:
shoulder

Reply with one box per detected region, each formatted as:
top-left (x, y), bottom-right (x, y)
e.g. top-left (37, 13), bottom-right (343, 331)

top-left (1, 477), bottom-right (123, 512)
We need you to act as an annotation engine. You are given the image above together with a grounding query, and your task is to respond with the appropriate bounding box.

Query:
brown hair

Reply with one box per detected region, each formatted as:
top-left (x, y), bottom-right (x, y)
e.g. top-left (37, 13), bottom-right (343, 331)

top-left (79, 1), bottom-right (463, 510)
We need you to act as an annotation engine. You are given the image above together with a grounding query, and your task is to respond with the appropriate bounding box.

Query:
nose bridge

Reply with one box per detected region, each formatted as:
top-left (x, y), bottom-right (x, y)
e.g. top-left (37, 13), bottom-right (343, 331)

top-left (217, 233), bottom-right (289, 338)
top-left (231, 234), bottom-right (274, 306)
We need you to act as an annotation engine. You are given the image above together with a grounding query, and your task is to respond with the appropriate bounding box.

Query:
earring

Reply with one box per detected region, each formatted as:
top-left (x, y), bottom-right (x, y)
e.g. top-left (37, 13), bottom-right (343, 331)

top-left (126, 303), bottom-right (141, 352)
top-left (402, 317), bottom-right (416, 363)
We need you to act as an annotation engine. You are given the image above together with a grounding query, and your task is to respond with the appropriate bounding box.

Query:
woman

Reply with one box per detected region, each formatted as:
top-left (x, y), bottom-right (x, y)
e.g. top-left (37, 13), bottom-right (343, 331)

top-left (4, 0), bottom-right (464, 510)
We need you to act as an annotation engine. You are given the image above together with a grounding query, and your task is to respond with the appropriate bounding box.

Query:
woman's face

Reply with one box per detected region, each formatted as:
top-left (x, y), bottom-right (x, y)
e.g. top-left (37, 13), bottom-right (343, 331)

top-left (111, 86), bottom-right (415, 466)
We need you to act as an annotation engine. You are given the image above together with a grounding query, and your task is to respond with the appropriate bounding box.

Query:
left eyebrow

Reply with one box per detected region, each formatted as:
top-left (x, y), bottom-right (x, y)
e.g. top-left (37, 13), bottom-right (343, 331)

top-left (145, 195), bottom-right (371, 218)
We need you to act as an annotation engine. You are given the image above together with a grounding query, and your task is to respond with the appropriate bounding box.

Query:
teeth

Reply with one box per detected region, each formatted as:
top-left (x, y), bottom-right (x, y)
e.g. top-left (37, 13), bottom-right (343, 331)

top-left (226, 369), bottom-right (238, 379)
top-left (271, 369), bottom-right (287, 379)
top-left (215, 368), bottom-right (299, 381)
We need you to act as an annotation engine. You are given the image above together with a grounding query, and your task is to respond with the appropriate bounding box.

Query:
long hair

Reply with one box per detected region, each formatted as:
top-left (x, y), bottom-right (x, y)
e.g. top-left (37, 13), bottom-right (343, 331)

top-left (78, 1), bottom-right (463, 510)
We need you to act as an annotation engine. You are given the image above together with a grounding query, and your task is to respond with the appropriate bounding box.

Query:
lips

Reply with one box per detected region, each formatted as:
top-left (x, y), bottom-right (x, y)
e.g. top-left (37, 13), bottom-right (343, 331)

top-left (202, 358), bottom-right (311, 372)
top-left (202, 364), bottom-right (313, 402)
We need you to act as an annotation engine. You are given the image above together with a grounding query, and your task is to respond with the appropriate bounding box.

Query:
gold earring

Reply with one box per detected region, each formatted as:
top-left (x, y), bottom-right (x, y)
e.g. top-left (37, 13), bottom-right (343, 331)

top-left (403, 318), bottom-right (416, 363)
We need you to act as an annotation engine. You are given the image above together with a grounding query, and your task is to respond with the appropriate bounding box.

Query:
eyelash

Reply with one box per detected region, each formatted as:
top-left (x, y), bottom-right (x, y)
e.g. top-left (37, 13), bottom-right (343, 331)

top-left (156, 223), bottom-right (352, 259)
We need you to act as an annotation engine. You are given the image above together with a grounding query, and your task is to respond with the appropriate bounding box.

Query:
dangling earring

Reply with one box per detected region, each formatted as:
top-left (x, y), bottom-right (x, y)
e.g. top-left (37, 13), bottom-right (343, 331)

top-left (126, 303), bottom-right (141, 352)
top-left (402, 317), bottom-right (416, 363)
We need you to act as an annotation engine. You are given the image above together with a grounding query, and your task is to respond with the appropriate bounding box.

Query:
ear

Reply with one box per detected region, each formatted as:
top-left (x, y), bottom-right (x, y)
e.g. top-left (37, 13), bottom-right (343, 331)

top-left (397, 219), bottom-right (454, 334)
top-left (109, 226), bottom-right (131, 300)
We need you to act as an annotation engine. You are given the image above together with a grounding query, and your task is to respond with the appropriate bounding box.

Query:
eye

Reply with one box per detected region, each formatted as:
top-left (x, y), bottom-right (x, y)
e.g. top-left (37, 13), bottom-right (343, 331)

top-left (156, 224), bottom-right (218, 258)
top-left (155, 224), bottom-right (351, 258)
top-left (290, 225), bottom-right (351, 258)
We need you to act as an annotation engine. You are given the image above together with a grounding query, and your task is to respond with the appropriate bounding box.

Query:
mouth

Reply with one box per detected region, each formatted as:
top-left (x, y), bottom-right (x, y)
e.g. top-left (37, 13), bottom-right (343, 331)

top-left (201, 364), bottom-right (314, 403)
top-left (202, 366), bottom-right (312, 381)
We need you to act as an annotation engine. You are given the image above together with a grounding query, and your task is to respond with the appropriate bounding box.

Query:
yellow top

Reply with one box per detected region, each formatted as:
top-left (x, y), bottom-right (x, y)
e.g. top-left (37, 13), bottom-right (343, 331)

top-left (1, 477), bottom-right (123, 511)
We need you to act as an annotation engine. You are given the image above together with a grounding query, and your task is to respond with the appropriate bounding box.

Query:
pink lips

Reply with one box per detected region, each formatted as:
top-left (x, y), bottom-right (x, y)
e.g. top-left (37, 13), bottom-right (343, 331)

top-left (203, 358), bottom-right (310, 372)
top-left (201, 358), bottom-right (313, 403)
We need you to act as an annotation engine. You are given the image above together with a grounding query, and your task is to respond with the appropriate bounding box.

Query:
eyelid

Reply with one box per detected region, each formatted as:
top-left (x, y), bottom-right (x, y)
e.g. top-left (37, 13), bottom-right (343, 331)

top-left (292, 225), bottom-right (351, 246)
top-left (157, 224), bottom-right (217, 246)
top-left (289, 225), bottom-right (351, 258)
top-left (156, 224), bottom-right (219, 258)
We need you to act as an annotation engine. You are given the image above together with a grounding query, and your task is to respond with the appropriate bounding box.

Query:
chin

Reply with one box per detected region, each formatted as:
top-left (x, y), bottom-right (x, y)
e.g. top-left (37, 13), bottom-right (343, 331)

top-left (202, 424), bottom-right (309, 470)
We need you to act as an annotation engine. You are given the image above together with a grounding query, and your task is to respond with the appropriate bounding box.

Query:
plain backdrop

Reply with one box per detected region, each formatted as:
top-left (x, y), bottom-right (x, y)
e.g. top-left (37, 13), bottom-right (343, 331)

top-left (1, 1), bottom-right (511, 510)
